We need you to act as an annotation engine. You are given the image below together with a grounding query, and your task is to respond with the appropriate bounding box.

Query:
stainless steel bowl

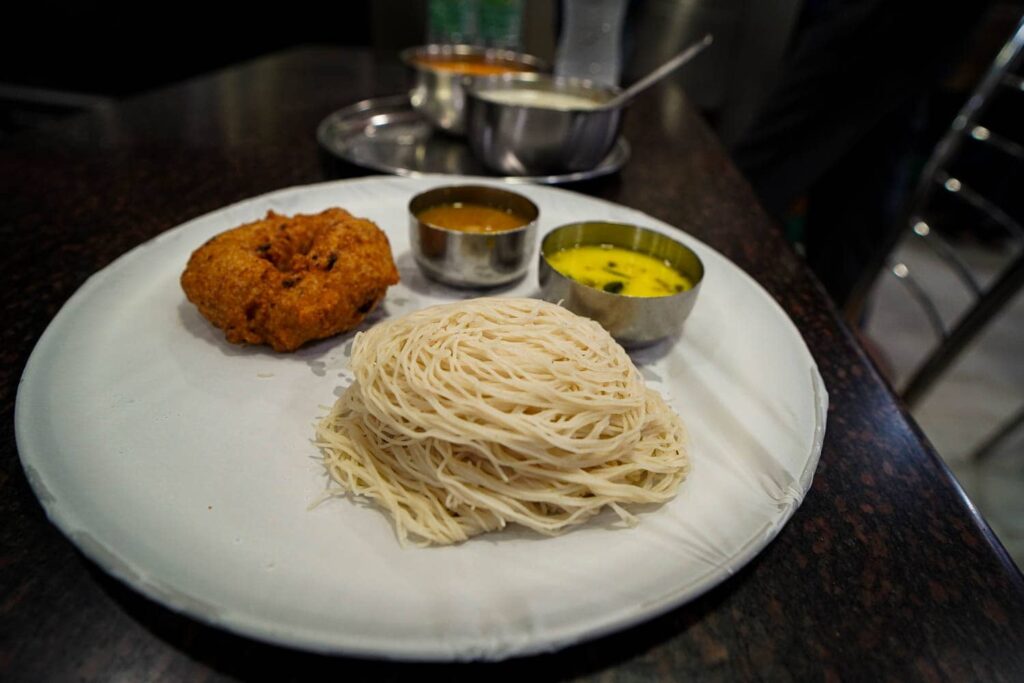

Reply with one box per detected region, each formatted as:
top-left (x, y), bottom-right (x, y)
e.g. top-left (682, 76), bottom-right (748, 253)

top-left (538, 222), bottom-right (704, 347)
top-left (409, 184), bottom-right (539, 288)
top-left (465, 73), bottom-right (624, 175)
top-left (400, 45), bottom-right (547, 136)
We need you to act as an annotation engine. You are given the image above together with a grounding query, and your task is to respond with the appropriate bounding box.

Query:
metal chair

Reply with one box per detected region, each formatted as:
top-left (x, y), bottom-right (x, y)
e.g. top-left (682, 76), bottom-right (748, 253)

top-left (846, 14), bottom-right (1024, 461)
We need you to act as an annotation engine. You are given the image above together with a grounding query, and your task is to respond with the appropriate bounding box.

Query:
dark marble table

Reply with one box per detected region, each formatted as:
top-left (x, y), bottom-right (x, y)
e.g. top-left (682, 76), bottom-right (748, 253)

top-left (2, 46), bottom-right (1022, 682)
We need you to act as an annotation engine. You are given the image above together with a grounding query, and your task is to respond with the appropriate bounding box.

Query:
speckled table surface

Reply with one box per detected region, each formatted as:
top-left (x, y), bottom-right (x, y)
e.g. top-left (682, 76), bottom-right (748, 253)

top-left (2, 47), bottom-right (1022, 682)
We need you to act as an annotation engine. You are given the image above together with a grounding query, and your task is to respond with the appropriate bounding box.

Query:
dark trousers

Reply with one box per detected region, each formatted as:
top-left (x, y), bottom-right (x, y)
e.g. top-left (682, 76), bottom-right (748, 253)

top-left (730, 0), bottom-right (989, 305)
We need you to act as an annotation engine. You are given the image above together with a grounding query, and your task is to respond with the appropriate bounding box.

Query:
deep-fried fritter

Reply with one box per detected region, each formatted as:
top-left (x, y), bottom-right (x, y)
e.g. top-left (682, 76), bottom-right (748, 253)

top-left (181, 208), bottom-right (399, 352)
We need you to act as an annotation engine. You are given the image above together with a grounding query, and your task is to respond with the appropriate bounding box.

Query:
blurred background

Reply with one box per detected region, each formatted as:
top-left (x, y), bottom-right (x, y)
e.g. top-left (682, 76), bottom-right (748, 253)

top-left (3, 0), bottom-right (1022, 564)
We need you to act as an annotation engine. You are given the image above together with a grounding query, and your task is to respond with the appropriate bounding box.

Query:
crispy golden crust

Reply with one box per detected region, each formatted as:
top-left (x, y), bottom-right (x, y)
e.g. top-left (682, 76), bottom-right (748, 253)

top-left (181, 208), bottom-right (399, 352)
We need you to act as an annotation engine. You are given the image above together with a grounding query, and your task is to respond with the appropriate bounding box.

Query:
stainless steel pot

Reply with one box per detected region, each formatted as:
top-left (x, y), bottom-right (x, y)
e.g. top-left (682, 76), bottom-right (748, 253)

top-left (465, 73), bottom-right (624, 175)
top-left (400, 45), bottom-right (547, 136)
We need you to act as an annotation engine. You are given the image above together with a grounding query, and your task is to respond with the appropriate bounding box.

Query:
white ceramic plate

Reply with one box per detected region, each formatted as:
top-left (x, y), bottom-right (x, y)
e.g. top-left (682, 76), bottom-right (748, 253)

top-left (15, 176), bottom-right (827, 661)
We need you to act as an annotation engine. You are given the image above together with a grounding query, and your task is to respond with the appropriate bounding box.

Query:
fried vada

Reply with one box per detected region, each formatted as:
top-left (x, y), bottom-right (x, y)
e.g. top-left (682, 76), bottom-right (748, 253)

top-left (181, 208), bottom-right (399, 352)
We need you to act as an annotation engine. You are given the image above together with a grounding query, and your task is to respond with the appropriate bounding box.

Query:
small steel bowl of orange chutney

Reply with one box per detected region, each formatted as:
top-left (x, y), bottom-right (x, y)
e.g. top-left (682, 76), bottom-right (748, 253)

top-left (409, 184), bottom-right (539, 288)
top-left (401, 44), bottom-right (547, 135)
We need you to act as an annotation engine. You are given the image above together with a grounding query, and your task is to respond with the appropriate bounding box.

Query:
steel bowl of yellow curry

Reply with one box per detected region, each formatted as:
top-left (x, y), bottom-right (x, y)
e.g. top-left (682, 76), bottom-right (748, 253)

top-left (538, 222), bottom-right (704, 346)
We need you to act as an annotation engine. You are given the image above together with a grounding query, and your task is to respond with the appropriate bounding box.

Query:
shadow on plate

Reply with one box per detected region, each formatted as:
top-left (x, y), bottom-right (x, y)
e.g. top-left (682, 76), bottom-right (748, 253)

top-left (176, 299), bottom-right (390, 362)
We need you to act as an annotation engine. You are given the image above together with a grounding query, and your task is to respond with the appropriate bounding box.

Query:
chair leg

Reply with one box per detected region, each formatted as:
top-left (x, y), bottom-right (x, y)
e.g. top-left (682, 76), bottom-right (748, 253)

top-left (903, 253), bottom-right (1024, 406)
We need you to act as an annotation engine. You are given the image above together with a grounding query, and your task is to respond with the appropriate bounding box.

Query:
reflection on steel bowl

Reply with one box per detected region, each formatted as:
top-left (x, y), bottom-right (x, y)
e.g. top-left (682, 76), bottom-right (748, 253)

top-left (409, 184), bottom-right (539, 288)
top-left (400, 45), bottom-right (547, 135)
top-left (539, 222), bottom-right (704, 347)
top-left (465, 73), bottom-right (624, 175)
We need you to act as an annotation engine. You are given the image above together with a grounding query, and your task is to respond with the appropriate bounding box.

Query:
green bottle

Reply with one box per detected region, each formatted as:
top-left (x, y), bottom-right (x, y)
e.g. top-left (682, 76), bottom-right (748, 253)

top-left (479, 0), bottom-right (523, 49)
top-left (427, 0), bottom-right (478, 44)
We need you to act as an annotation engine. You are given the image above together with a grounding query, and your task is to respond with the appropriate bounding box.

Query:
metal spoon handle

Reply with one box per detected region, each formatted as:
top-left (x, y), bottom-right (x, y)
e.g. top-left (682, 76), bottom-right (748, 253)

top-left (605, 34), bottom-right (714, 109)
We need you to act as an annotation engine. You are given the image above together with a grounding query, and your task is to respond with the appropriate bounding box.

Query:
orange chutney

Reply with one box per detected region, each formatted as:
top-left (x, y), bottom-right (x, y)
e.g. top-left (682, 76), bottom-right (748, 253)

top-left (418, 202), bottom-right (528, 233)
top-left (413, 57), bottom-right (533, 76)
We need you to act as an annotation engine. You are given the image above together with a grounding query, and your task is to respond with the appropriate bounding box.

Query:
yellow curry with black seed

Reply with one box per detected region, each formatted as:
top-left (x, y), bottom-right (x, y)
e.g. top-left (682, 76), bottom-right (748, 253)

top-left (545, 244), bottom-right (693, 297)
